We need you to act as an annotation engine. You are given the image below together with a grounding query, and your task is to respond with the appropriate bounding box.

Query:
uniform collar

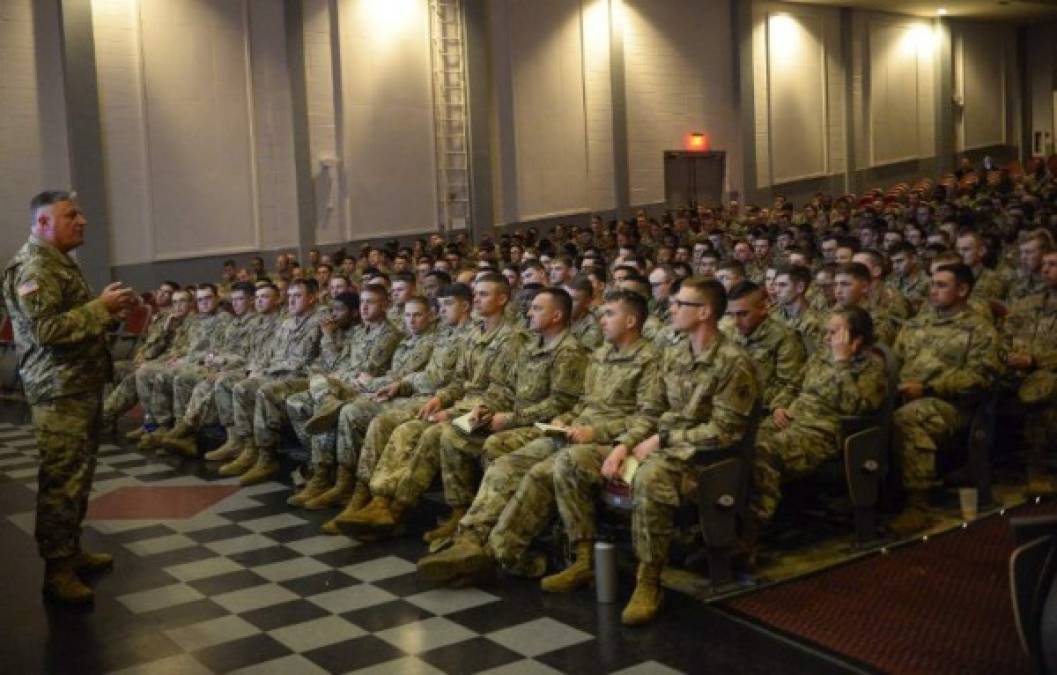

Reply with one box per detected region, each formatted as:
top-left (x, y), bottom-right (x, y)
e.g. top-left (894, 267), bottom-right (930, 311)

top-left (28, 235), bottom-right (78, 269)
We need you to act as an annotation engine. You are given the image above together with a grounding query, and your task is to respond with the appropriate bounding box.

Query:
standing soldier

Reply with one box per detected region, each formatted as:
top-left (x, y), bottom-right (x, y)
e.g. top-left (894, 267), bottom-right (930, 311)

top-left (3, 191), bottom-right (137, 603)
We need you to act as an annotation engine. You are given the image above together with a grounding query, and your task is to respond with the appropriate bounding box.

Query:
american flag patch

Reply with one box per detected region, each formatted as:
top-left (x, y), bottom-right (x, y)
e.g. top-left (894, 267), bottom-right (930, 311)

top-left (16, 280), bottom-right (39, 297)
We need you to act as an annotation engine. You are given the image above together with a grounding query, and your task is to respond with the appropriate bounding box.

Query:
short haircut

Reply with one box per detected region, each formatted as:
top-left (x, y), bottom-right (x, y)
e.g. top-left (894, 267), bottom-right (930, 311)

top-left (727, 280), bottom-right (763, 302)
top-left (677, 277), bottom-right (728, 317)
top-left (332, 291), bottom-right (360, 312)
top-left (890, 242), bottom-right (917, 258)
top-left (835, 262), bottom-right (872, 283)
top-left (620, 277), bottom-right (651, 300)
top-left (437, 283), bottom-right (472, 303)
top-left (231, 281), bottom-right (256, 297)
top-left (521, 260), bottom-right (546, 274)
top-left (936, 262), bottom-right (976, 291)
top-left (717, 259), bottom-right (746, 276)
top-left (476, 272), bottom-right (511, 295)
top-left (603, 289), bottom-right (648, 329)
top-left (536, 288), bottom-right (573, 326)
top-left (392, 271), bottom-right (416, 285)
top-left (290, 278), bottom-right (319, 294)
top-left (257, 282), bottom-right (279, 295)
top-left (30, 190), bottom-right (73, 214)
top-left (361, 283), bottom-right (389, 300)
top-left (196, 283), bottom-right (219, 296)
top-left (855, 248), bottom-right (885, 269)
top-left (776, 264), bottom-right (812, 287)
top-left (566, 275), bottom-right (594, 295)
top-left (404, 294), bottom-right (431, 310)
top-left (161, 280), bottom-right (180, 291)
top-left (833, 306), bottom-right (875, 347)
top-left (223, 259), bottom-right (236, 268)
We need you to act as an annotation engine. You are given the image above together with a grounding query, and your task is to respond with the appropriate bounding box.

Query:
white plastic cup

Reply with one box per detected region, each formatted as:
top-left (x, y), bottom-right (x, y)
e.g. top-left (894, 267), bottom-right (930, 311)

top-left (959, 487), bottom-right (978, 521)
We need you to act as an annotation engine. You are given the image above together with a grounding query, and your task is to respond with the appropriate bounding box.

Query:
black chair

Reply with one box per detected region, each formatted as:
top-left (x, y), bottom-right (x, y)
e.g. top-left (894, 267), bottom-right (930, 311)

top-left (966, 393), bottom-right (998, 509)
top-left (1009, 515), bottom-right (1057, 674)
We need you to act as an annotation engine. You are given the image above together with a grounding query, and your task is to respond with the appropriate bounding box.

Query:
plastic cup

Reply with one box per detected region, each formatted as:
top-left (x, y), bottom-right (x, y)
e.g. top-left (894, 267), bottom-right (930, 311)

top-left (959, 487), bottom-right (978, 521)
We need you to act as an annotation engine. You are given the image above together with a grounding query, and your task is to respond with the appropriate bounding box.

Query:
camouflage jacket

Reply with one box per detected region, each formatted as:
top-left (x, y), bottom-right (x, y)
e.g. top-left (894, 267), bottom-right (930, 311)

top-left (570, 312), bottom-right (603, 351)
top-left (866, 283), bottom-right (912, 321)
top-left (656, 333), bottom-right (759, 461)
top-left (771, 303), bottom-right (826, 352)
top-left (971, 265), bottom-right (1009, 303)
top-left (1003, 290), bottom-right (1057, 371)
top-left (261, 308), bottom-right (323, 376)
top-left (786, 350), bottom-right (888, 432)
top-left (334, 319), bottom-right (404, 381)
top-left (361, 325), bottom-right (437, 393)
top-left (133, 308), bottom-right (182, 365)
top-left (722, 315), bottom-right (806, 410)
top-left (214, 310), bottom-right (258, 369)
top-left (1006, 273), bottom-right (1045, 306)
top-left (557, 337), bottom-right (664, 450)
top-left (436, 318), bottom-right (521, 412)
top-left (180, 309), bottom-right (233, 363)
top-left (246, 311), bottom-right (283, 372)
top-left (386, 304), bottom-right (405, 328)
top-left (2, 236), bottom-right (113, 403)
top-left (894, 306), bottom-right (1001, 401)
top-left (502, 330), bottom-right (588, 427)
top-left (889, 270), bottom-right (930, 310)
top-left (398, 319), bottom-right (475, 397)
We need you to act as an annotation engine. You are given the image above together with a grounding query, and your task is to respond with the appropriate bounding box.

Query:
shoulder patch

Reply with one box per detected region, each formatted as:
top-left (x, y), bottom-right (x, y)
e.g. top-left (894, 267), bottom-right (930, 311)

top-left (17, 280), bottom-right (39, 297)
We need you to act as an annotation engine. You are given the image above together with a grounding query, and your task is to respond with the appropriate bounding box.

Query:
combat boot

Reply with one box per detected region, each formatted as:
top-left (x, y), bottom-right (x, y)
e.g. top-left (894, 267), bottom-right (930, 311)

top-left (417, 535), bottom-right (492, 585)
top-left (886, 490), bottom-right (936, 537)
top-left (162, 435), bottom-right (198, 459)
top-left (423, 506), bottom-right (468, 543)
top-left (288, 466), bottom-right (333, 507)
top-left (164, 420), bottom-right (195, 441)
top-left (337, 497), bottom-right (409, 536)
top-left (43, 557), bottom-right (94, 605)
top-left (217, 441), bottom-right (257, 477)
top-left (541, 541), bottom-right (593, 593)
top-left (1026, 469), bottom-right (1057, 498)
top-left (204, 433), bottom-right (243, 462)
top-left (304, 466), bottom-right (355, 510)
top-left (74, 550), bottom-right (114, 575)
top-left (322, 494), bottom-right (383, 534)
top-left (303, 396), bottom-right (344, 435)
top-left (240, 446), bottom-right (280, 486)
top-left (138, 426), bottom-right (169, 451)
top-left (621, 562), bottom-right (664, 626)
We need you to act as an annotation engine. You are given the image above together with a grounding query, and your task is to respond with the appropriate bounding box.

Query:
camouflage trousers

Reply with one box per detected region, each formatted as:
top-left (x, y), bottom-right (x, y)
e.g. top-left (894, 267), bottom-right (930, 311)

top-left (174, 371), bottom-right (223, 429)
top-left (252, 378), bottom-right (308, 450)
top-left (287, 374), bottom-right (362, 466)
top-left (135, 362), bottom-right (170, 423)
top-left (487, 453), bottom-right (560, 569)
top-left (228, 375), bottom-right (285, 442)
top-left (893, 397), bottom-right (970, 490)
top-left (438, 425), bottom-right (543, 507)
top-left (457, 436), bottom-right (561, 545)
top-left (102, 370), bottom-right (138, 422)
top-left (213, 370), bottom-right (250, 428)
top-left (751, 418), bottom-right (839, 523)
top-left (166, 364), bottom-right (211, 424)
top-left (362, 401), bottom-right (430, 493)
top-left (333, 397), bottom-right (385, 472)
top-left (378, 420), bottom-right (446, 506)
top-left (31, 392), bottom-right (103, 560)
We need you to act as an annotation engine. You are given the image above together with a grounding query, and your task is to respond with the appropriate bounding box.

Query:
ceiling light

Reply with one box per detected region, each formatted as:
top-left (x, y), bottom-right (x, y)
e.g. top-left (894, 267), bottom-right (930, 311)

top-left (937, 7), bottom-right (947, 15)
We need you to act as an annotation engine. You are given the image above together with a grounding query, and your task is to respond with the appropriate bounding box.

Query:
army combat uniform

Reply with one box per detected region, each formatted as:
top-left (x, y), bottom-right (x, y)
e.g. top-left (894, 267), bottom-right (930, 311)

top-left (570, 311), bottom-right (603, 351)
top-left (752, 349), bottom-right (888, 523)
top-left (770, 302), bottom-right (826, 353)
top-left (102, 310), bottom-right (186, 424)
top-left (722, 314), bottom-right (805, 411)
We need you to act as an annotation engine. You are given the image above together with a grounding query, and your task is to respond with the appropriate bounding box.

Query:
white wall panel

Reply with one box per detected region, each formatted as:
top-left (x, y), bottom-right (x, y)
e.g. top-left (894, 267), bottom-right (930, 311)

top-left (955, 22), bottom-right (1010, 151)
top-left (303, 0), bottom-right (342, 243)
top-left (0, 0), bottom-right (70, 262)
top-left (338, 0), bottom-right (438, 240)
top-left (581, 0), bottom-right (615, 212)
top-left (138, 0), bottom-right (258, 259)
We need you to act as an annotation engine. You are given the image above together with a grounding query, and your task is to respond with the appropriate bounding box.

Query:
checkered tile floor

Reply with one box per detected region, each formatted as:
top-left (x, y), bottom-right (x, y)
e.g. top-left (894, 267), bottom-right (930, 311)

top-left (0, 419), bottom-right (843, 675)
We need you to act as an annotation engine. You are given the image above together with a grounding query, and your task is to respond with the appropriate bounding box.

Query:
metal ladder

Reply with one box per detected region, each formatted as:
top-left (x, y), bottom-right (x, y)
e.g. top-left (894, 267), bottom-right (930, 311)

top-left (428, 0), bottom-right (471, 234)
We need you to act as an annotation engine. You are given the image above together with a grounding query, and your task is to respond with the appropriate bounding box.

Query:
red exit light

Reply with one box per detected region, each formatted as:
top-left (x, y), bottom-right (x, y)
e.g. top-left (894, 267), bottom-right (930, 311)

top-left (685, 132), bottom-right (709, 151)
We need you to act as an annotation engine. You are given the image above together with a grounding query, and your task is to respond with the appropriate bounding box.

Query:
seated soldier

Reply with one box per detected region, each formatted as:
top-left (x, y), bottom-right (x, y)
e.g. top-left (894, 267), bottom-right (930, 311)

top-left (1006, 229), bottom-right (1051, 305)
top-left (770, 264), bottom-right (826, 351)
top-left (566, 276), bottom-right (603, 351)
top-left (888, 263), bottom-right (1001, 535)
top-left (833, 262), bottom-right (900, 345)
top-left (548, 278), bottom-right (758, 625)
top-left (852, 249), bottom-right (912, 320)
top-left (750, 306), bottom-right (887, 543)
top-left (1002, 249), bottom-right (1057, 495)
top-left (888, 242), bottom-right (930, 312)
top-left (956, 230), bottom-right (1009, 303)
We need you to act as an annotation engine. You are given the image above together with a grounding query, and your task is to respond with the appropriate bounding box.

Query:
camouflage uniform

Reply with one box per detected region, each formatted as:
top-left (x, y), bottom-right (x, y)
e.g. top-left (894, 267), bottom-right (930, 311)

top-left (437, 330), bottom-right (587, 508)
top-left (103, 311), bottom-right (185, 421)
top-left (211, 311), bottom-right (283, 429)
top-left (380, 319), bottom-right (522, 508)
top-left (893, 307), bottom-right (1001, 489)
top-left (3, 236), bottom-right (113, 560)
top-left (485, 339), bottom-right (663, 568)
top-left (971, 265), bottom-right (1009, 304)
top-left (282, 319), bottom-right (403, 458)
top-left (553, 333), bottom-right (758, 565)
top-left (1002, 290), bottom-right (1057, 470)
top-left (752, 350), bottom-right (888, 522)
top-left (890, 270), bottom-right (930, 311)
top-left (570, 312), bottom-right (603, 351)
top-left (361, 320), bottom-right (474, 491)
top-left (146, 309), bottom-right (232, 425)
top-left (1007, 273), bottom-right (1045, 306)
top-left (722, 314), bottom-right (805, 411)
top-left (866, 283), bottom-right (912, 322)
top-left (771, 303), bottom-right (826, 353)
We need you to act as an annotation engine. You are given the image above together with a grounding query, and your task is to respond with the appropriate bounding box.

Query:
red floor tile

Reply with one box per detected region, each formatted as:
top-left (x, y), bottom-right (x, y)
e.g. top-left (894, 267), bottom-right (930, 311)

top-left (87, 485), bottom-right (241, 520)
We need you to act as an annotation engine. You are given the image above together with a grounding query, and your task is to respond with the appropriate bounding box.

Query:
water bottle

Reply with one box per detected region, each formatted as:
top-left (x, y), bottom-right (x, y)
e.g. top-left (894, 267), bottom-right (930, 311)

top-left (594, 541), bottom-right (617, 604)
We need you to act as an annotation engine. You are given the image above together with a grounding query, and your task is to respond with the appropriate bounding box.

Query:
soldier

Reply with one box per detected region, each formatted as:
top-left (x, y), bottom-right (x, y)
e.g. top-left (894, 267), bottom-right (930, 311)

top-left (771, 265), bottom-right (827, 351)
top-left (266, 284), bottom-right (403, 489)
top-left (388, 272), bottom-right (416, 325)
top-left (567, 276), bottom-right (603, 350)
top-left (548, 278), bottom-right (757, 625)
top-left (318, 283), bottom-right (474, 534)
top-left (291, 294), bottom-right (435, 511)
top-left (723, 281), bottom-right (806, 412)
top-left (160, 283), bottom-right (283, 457)
top-left (4, 190), bottom-right (137, 603)
top-left (956, 230), bottom-right (1009, 303)
top-left (888, 242), bottom-right (930, 313)
top-left (1006, 230), bottom-right (1051, 305)
top-left (834, 262), bottom-right (901, 345)
top-left (888, 263), bottom-right (1001, 535)
top-left (214, 278), bottom-right (323, 478)
top-left (647, 265), bottom-right (674, 323)
top-left (137, 283), bottom-right (232, 449)
top-left (415, 289), bottom-right (663, 589)
top-left (1002, 250), bottom-right (1057, 495)
top-left (751, 306), bottom-right (887, 534)
top-left (338, 274), bottom-right (521, 538)
top-left (852, 249), bottom-right (912, 320)
top-left (716, 259), bottom-right (746, 293)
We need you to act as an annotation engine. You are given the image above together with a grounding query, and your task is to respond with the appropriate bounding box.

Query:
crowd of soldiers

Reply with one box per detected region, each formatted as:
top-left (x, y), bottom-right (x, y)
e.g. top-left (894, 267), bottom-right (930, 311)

top-left (102, 157), bottom-right (1057, 624)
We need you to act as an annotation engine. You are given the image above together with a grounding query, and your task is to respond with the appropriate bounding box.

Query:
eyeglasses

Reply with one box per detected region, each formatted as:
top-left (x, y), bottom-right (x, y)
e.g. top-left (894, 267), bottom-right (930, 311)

top-left (671, 299), bottom-right (704, 309)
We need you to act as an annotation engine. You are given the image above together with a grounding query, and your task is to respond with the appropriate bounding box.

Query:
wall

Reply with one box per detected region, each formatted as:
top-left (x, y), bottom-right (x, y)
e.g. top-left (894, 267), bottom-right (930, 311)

top-left (0, 0), bottom-right (71, 263)
top-left (1025, 21), bottom-right (1056, 157)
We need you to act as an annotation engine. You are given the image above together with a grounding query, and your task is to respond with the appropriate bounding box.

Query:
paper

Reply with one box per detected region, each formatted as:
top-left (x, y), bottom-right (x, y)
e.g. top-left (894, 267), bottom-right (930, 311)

top-left (533, 422), bottom-right (569, 437)
top-left (620, 456), bottom-right (640, 485)
top-left (453, 411), bottom-right (489, 436)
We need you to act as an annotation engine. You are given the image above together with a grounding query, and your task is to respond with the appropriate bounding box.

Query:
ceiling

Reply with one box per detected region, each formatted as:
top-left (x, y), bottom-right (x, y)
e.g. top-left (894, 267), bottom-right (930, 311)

top-left (781, 0), bottom-right (1057, 22)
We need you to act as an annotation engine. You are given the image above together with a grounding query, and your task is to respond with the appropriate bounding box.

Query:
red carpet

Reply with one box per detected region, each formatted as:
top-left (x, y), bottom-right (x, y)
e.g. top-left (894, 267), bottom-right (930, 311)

top-left (723, 505), bottom-right (1050, 674)
top-left (87, 485), bottom-right (240, 520)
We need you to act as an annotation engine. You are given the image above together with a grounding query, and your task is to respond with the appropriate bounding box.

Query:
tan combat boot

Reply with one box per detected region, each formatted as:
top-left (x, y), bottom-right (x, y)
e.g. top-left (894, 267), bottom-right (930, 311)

top-left (303, 396), bottom-right (344, 435)
top-left (240, 446), bottom-right (280, 486)
top-left (423, 506), bottom-right (468, 543)
top-left (417, 535), bottom-right (492, 585)
top-left (288, 465), bottom-right (333, 507)
top-left (217, 441), bottom-right (258, 477)
top-left (621, 562), bottom-right (664, 626)
top-left (43, 556), bottom-right (94, 605)
top-left (322, 494), bottom-right (383, 534)
top-left (324, 481), bottom-right (371, 524)
top-left (886, 490), bottom-right (936, 537)
top-left (138, 426), bottom-right (170, 452)
top-left (204, 433), bottom-right (244, 462)
top-left (541, 541), bottom-right (594, 593)
top-left (304, 466), bottom-right (355, 510)
top-left (337, 497), bottom-right (409, 536)
top-left (164, 420), bottom-right (195, 441)
top-left (73, 550), bottom-right (114, 575)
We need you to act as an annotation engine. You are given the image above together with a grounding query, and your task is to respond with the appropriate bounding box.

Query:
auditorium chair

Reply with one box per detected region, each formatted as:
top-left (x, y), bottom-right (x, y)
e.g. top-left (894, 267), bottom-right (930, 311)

top-left (109, 303), bottom-right (153, 362)
top-left (0, 316), bottom-right (20, 394)
top-left (1009, 515), bottom-right (1057, 674)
